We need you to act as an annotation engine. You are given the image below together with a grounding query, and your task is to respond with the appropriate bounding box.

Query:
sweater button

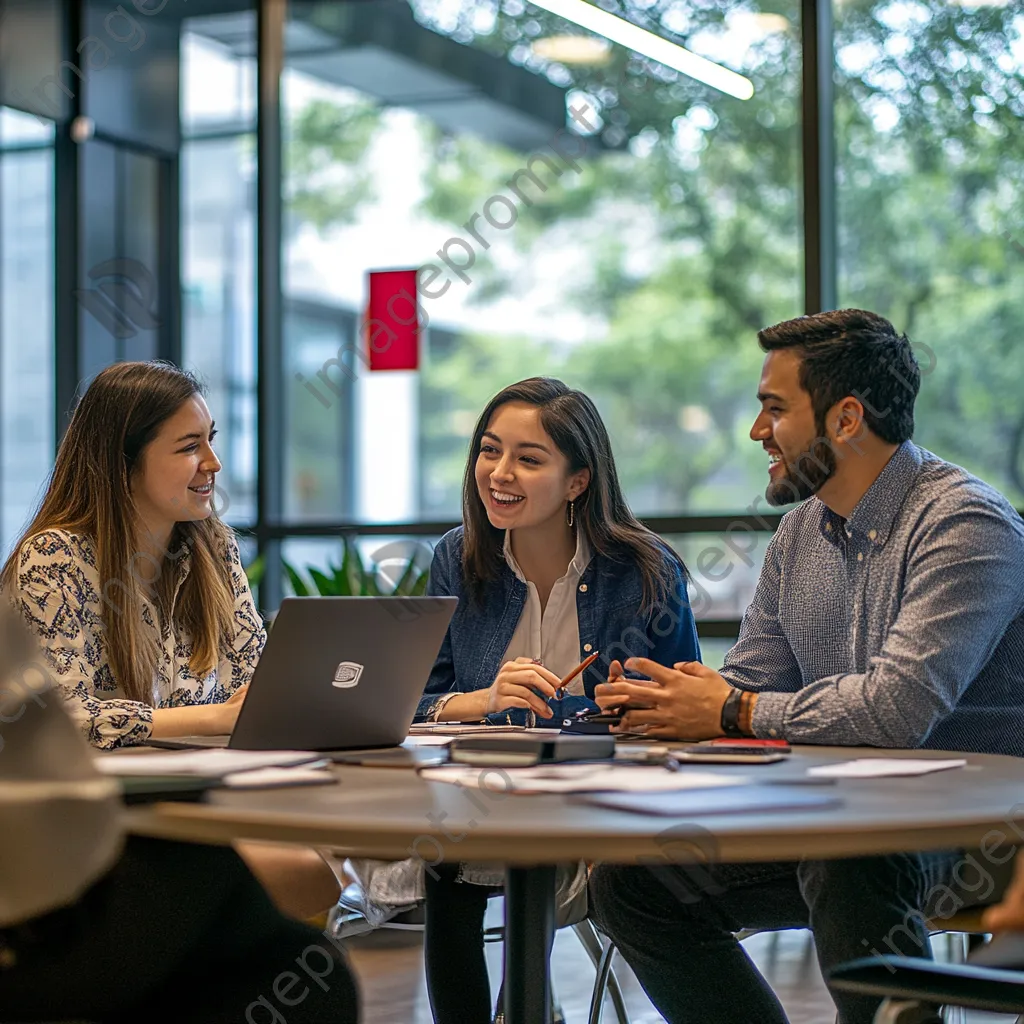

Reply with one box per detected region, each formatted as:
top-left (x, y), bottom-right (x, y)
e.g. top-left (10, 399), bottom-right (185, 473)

top-left (583, 643), bottom-right (593, 652)
top-left (579, 583), bottom-right (587, 592)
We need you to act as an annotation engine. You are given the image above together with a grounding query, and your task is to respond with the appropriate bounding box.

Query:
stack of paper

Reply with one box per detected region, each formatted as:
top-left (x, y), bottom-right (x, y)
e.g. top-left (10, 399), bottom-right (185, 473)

top-left (94, 749), bottom-right (334, 789)
top-left (420, 763), bottom-right (750, 795)
top-left (807, 758), bottom-right (967, 779)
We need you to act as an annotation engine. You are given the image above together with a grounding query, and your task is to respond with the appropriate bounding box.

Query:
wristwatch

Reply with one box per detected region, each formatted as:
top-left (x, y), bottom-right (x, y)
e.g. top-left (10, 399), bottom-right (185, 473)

top-left (720, 686), bottom-right (746, 737)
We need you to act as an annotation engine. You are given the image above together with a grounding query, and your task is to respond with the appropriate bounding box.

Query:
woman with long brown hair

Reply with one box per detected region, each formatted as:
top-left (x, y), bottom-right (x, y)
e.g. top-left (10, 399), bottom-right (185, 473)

top-left (1, 360), bottom-right (255, 746)
top-left (2, 361), bottom-right (339, 919)
top-left (416, 376), bottom-right (701, 1023)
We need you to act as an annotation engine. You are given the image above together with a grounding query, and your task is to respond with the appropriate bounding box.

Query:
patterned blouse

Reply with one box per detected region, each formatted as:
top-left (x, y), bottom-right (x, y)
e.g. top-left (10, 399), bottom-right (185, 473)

top-left (12, 529), bottom-right (266, 749)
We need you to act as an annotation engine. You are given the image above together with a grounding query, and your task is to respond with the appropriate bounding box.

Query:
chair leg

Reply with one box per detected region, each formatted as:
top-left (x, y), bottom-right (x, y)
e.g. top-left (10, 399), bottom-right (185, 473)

top-left (606, 962), bottom-right (632, 1024)
top-left (589, 941), bottom-right (617, 1024)
top-left (573, 919), bottom-right (606, 967)
top-left (574, 920), bottom-right (631, 1024)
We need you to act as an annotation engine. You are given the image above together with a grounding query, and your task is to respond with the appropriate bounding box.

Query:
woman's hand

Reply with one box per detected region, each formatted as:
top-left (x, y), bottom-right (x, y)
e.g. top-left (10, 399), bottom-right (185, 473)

top-left (150, 683), bottom-right (249, 739)
top-left (485, 657), bottom-right (564, 719)
top-left (214, 683), bottom-right (249, 734)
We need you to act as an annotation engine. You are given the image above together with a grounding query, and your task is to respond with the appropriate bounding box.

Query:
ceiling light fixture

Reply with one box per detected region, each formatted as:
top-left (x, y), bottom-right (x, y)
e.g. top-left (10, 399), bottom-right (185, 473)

top-left (531, 34), bottom-right (613, 64)
top-left (526, 0), bottom-right (755, 100)
top-left (726, 11), bottom-right (792, 38)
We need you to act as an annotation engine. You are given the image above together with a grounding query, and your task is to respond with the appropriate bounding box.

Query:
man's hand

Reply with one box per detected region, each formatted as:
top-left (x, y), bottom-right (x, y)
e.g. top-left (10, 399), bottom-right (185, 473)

top-left (983, 852), bottom-right (1024, 933)
top-left (594, 658), bottom-right (733, 740)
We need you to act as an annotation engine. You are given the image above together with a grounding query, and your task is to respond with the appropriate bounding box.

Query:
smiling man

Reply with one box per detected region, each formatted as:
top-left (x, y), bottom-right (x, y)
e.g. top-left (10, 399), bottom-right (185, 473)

top-left (589, 308), bottom-right (1024, 1024)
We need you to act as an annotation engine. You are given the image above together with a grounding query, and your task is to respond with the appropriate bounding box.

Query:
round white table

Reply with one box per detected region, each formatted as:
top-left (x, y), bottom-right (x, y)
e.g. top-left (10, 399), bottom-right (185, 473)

top-left (123, 744), bottom-right (1024, 1024)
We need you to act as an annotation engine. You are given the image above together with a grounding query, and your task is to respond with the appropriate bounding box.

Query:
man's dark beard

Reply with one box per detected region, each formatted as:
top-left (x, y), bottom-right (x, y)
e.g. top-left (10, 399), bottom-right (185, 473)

top-left (766, 436), bottom-right (837, 506)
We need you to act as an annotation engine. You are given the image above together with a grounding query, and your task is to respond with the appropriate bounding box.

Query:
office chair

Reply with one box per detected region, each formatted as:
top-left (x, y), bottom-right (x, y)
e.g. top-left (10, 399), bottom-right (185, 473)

top-left (830, 954), bottom-right (1024, 1023)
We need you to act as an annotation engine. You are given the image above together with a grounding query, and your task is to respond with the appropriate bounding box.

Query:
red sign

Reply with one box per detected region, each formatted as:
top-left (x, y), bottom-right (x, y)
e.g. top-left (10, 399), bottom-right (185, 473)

top-left (366, 269), bottom-right (420, 371)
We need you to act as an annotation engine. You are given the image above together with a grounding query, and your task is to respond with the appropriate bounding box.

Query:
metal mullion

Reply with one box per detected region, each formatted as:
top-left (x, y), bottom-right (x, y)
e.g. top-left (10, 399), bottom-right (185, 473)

top-left (0, 138), bottom-right (4, 525)
top-left (83, 127), bottom-right (176, 161)
top-left (255, 513), bottom-right (786, 540)
top-left (255, 0), bottom-right (286, 609)
top-left (54, 0), bottom-right (83, 443)
top-left (160, 152), bottom-right (182, 368)
top-left (697, 620), bottom-right (744, 639)
top-left (0, 141), bottom-right (55, 155)
top-left (114, 147), bottom-right (125, 365)
top-left (801, 0), bottom-right (837, 314)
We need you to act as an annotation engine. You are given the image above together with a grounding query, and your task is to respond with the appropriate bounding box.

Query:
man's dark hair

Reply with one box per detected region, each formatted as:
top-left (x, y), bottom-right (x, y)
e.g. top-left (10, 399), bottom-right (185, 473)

top-left (758, 309), bottom-right (920, 444)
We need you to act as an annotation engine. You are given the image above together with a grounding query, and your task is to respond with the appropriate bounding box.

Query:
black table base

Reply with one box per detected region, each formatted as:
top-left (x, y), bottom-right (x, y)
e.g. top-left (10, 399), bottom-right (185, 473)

top-left (504, 864), bottom-right (557, 1024)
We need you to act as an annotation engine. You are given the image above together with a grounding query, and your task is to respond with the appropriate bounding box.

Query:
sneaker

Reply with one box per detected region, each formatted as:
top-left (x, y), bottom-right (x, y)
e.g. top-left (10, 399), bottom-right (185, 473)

top-left (330, 884), bottom-right (425, 938)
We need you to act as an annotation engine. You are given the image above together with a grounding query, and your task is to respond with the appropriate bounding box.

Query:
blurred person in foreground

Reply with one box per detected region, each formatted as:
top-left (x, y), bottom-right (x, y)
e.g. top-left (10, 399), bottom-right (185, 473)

top-left (0, 607), bottom-right (358, 1023)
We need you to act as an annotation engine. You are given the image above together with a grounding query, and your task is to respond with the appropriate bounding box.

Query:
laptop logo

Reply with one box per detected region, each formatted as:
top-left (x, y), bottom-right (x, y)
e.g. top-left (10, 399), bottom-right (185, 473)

top-left (332, 662), bottom-right (364, 688)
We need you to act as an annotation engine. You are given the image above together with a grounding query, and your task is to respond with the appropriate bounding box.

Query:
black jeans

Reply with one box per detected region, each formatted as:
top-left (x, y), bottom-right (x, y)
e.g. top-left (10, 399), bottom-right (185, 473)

top-left (0, 836), bottom-right (359, 1024)
top-left (424, 862), bottom-right (499, 1024)
top-left (589, 851), bottom-right (960, 1024)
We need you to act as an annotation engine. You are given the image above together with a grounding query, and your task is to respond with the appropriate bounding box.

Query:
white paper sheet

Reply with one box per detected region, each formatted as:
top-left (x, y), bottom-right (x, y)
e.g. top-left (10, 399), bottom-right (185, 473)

top-left (420, 764), bottom-right (750, 794)
top-left (402, 735), bottom-right (455, 747)
top-left (408, 724), bottom-right (552, 735)
top-left (222, 766), bottom-right (336, 789)
top-left (807, 758), bottom-right (967, 779)
top-left (94, 749), bottom-right (324, 777)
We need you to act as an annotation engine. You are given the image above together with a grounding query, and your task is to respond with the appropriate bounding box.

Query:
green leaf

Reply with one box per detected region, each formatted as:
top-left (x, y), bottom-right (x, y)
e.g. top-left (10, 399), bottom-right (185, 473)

top-left (393, 554), bottom-right (419, 596)
top-left (282, 560), bottom-right (311, 597)
top-left (309, 568), bottom-right (340, 596)
top-left (244, 553), bottom-right (265, 587)
top-left (410, 571), bottom-right (429, 596)
top-left (341, 535), bottom-right (369, 595)
top-left (338, 538), bottom-right (355, 596)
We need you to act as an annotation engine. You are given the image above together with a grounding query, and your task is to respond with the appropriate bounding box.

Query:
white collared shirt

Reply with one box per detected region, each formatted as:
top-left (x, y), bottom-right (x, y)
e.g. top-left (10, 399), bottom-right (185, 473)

top-left (500, 529), bottom-right (592, 695)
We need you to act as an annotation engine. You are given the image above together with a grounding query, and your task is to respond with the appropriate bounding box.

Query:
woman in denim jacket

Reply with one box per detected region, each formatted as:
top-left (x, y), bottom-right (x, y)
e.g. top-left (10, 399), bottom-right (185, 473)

top-left (417, 377), bottom-right (700, 1023)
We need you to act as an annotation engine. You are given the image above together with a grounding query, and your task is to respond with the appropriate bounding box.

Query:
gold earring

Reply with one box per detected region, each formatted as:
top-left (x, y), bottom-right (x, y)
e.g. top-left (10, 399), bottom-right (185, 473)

top-left (566, 499), bottom-right (575, 527)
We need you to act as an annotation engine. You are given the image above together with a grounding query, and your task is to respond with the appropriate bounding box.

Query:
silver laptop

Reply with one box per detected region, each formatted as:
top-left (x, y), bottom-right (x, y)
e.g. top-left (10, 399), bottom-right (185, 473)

top-left (155, 596), bottom-right (456, 752)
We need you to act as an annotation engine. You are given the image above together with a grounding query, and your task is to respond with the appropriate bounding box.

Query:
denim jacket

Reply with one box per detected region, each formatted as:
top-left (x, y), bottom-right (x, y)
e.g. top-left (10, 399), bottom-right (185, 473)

top-left (415, 526), bottom-right (701, 725)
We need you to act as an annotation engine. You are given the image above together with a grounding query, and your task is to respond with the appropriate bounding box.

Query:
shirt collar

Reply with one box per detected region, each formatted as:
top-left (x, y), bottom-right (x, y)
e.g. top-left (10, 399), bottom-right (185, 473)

top-left (815, 441), bottom-right (921, 549)
top-left (502, 529), bottom-right (592, 583)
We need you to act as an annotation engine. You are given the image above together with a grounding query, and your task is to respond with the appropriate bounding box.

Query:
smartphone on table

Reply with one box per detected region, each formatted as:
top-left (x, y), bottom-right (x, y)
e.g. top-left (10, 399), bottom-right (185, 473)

top-left (670, 740), bottom-right (791, 764)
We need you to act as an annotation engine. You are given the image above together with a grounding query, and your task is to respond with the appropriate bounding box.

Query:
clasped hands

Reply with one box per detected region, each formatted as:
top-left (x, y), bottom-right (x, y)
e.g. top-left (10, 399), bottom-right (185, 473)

top-left (480, 655), bottom-right (735, 738)
top-left (594, 657), bottom-right (734, 740)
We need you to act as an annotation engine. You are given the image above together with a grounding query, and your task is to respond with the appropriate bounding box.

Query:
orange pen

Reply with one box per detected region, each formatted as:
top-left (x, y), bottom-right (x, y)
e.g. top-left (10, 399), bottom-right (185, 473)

top-left (555, 650), bottom-right (600, 699)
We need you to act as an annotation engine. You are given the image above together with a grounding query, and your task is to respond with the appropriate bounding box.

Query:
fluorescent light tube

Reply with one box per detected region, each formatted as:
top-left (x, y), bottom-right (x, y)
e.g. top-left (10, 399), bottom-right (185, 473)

top-left (528, 0), bottom-right (755, 100)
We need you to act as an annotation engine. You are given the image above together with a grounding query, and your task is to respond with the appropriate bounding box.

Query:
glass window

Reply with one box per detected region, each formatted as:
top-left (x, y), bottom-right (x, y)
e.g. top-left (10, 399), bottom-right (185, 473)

top-left (181, 14), bottom-right (258, 528)
top-left (698, 637), bottom-right (735, 671)
top-left (664, 531), bottom-right (771, 622)
top-left (283, 0), bottom-right (801, 524)
top-left (836, 0), bottom-right (1024, 502)
top-left (181, 18), bottom-right (257, 136)
top-left (281, 535), bottom-right (433, 595)
top-left (285, 301), bottom-right (356, 520)
top-left (0, 109), bottom-right (54, 557)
